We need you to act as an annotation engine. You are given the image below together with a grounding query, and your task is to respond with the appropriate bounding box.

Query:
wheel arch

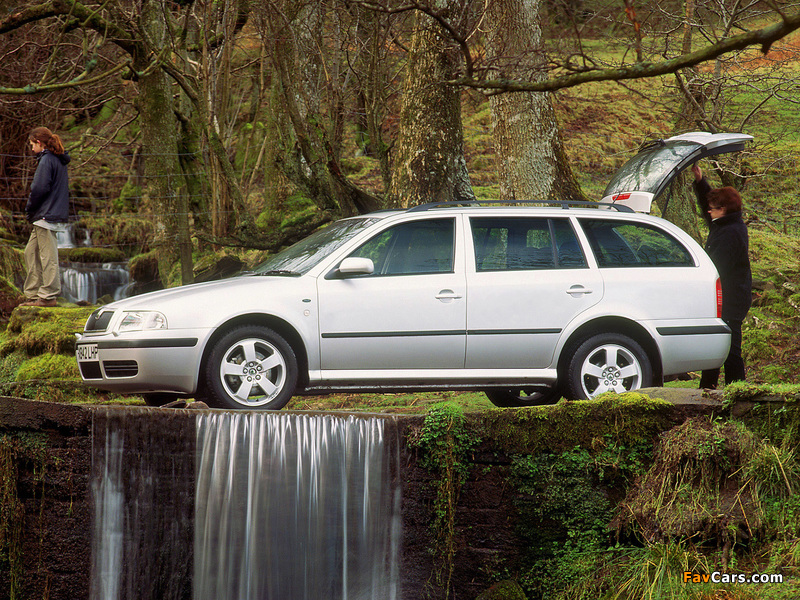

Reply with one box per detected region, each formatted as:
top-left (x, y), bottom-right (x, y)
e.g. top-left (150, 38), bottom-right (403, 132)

top-left (558, 317), bottom-right (664, 386)
top-left (196, 313), bottom-right (310, 398)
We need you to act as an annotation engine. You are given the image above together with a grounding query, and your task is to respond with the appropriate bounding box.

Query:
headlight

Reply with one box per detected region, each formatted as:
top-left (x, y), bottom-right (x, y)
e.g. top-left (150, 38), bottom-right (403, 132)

top-left (116, 311), bottom-right (168, 332)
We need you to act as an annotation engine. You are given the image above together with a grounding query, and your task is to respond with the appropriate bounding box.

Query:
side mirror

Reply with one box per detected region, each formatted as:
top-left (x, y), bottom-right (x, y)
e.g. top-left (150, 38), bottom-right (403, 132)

top-left (338, 257), bottom-right (374, 276)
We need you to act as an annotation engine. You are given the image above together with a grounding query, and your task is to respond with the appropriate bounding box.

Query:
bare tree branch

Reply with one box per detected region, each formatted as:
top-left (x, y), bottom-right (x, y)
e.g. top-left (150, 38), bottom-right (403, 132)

top-left (453, 9), bottom-right (800, 93)
top-left (0, 59), bottom-right (129, 94)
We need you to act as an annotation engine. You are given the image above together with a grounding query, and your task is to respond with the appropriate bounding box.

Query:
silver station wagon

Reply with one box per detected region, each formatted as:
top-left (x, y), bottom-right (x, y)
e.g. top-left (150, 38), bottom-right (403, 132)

top-left (76, 132), bottom-right (750, 409)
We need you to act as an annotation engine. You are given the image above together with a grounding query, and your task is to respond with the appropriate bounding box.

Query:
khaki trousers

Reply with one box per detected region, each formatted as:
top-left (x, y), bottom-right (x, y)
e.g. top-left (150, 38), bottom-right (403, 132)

top-left (24, 225), bottom-right (61, 300)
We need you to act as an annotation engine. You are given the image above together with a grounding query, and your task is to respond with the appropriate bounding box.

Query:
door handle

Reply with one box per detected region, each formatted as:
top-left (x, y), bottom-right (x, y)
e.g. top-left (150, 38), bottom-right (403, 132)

top-left (566, 285), bottom-right (593, 297)
top-left (436, 289), bottom-right (463, 302)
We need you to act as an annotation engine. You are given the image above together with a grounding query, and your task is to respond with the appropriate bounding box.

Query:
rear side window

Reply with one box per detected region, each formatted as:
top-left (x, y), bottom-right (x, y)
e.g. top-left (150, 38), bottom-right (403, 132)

top-left (578, 219), bottom-right (694, 268)
top-left (471, 217), bottom-right (586, 271)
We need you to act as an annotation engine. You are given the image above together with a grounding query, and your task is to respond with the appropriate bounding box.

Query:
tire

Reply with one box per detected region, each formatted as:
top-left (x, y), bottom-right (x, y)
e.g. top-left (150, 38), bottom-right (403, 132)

top-left (564, 333), bottom-right (652, 400)
top-left (484, 387), bottom-right (561, 408)
top-left (205, 325), bottom-right (298, 410)
top-left (142, 393), bottom-right (179, 407)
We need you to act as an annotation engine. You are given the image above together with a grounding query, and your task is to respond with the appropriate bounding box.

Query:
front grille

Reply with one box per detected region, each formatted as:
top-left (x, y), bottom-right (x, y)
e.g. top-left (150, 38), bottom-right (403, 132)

top-left (85, 310), bottom-right (114, 332)
top-left (79, 361), bottom-right (103, 379)
top-left (103, 360), bottom-right (138, 378)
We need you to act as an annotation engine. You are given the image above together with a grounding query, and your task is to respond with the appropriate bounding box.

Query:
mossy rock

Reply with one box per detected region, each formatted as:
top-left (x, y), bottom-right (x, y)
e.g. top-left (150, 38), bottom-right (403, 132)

top-left (612, 417), bottom-right (761, 542)
top-left (0, 244), bottom-right (24, 282)
top-left (59, 247), bottom-right (126, 263)
top-left (15, 353), bottom-right (80, 381)
top-left (0, 277), bottom-right (22, 320)
top-left (2, 305), bottom-right (95, 357)
top-left (476, 580), bottom-right (527, 600)
top-left (77, 214), bottom-right (154, 256)
top-left (128, 250), bottom-right (162, 294)
top-left (476, 393), bottom-right (678, 455)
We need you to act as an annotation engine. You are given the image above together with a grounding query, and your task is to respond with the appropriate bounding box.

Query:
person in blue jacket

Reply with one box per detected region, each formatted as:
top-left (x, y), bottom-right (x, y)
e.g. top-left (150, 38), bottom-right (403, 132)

top-left (21, 127), bottom-right (71, 307)
top-left (691, 163), bottom-right (752, 389)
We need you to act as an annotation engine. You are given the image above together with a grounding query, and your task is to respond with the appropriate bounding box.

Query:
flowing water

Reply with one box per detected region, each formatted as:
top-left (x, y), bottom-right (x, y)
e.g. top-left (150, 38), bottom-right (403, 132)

top-left (60, 261), bottom-right (131, 303)
top-left (56, 223), bottom-right (132, 303)
top-left (91, 410), bottom-right (401, 600)
top-left (90, 409), bottom-right (194, 600)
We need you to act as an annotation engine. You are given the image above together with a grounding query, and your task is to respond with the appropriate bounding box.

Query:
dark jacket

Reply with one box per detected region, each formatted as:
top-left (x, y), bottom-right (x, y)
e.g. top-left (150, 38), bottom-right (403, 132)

top-left (694, 177), bottom-right (752, 321)
top-left (25, 149), bottom-right (71, 224)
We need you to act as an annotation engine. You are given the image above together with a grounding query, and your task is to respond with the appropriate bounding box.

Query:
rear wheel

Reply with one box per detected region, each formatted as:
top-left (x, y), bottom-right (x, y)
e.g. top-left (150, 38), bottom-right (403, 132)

top-left (484, 387), bottom-right (561, 408)
top-left (205, 325), bottom-right (298, 410)
top-left (565, 333), bottom-right (652, 399)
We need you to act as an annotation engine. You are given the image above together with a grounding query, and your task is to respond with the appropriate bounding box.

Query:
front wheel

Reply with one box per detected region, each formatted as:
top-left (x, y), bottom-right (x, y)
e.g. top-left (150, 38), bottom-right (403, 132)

top-left (564, 333), bottom-right (652, 400)
top-left (205, 325), bottom-right (298, 410)
top-left (484, 387), bottom-right (561, 408)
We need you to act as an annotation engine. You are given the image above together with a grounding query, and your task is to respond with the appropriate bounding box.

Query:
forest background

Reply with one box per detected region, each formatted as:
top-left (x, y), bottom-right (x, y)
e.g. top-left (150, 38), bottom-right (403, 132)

top-left (0, 0), bottom-right (799, 389)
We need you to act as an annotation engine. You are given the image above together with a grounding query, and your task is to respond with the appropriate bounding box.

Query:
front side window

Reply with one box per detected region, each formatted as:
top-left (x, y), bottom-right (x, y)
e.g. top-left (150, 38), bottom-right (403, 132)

top-left (348, 218), bottom-right (455, 275)
top-left (579, 219), bottom-right (694, 267)
top-left (471, 217), bottom-right (586, 271)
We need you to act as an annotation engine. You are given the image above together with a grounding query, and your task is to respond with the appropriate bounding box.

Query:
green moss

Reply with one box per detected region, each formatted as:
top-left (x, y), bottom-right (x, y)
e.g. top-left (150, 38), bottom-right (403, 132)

top-left (613, 418), bottom-right (760, 543)
top-left (3, 306), bottom-right (95, 357)
top-left (15, 354), bottom-right (80, 381)
top-left (475, 580), bottom-right (528, 600)
top-left (511, 436), bottom-right (651, 600)
top-left (728, 389), bottom-right (800, 450)
top-left (128, 251), bottom-right (160, 288)
top-left (58, 247), bottom-right (126, 263)
top-left (77, 214), bottom-right (154, 257)
top-left (0, 432), bottom-right (48, 599)
top-left (724, 381), bottom-right (800, 403)
top-left (476, 393), bottom-right (674, 455)
top-left (0, 246), bottom-right (24, 283)
top-left (408, 405), bottom-right (481, 597)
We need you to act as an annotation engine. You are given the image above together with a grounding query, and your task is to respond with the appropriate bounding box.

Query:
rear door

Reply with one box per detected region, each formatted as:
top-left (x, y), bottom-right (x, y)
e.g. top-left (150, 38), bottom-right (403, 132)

top-left (464, 216), bottom-right (603, 369)
top-left (602, 132), bottom-right (752, 213)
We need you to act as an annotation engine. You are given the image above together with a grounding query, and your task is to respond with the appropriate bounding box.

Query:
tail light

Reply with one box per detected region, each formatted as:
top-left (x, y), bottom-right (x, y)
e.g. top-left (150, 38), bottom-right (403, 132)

top-left (716, 278), bottom-right (722, 318)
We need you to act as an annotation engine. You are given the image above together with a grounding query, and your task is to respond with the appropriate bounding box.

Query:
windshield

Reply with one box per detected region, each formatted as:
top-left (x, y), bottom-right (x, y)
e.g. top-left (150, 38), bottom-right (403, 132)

top-left (603, 140), bottom-right (701, 197)
top-left (252, 217), bottom-right (380, 275)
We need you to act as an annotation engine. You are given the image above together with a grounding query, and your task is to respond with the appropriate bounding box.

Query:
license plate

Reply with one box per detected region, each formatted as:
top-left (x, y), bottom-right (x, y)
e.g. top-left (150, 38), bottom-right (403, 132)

top-left (76, 344), bottom-right (98, 362)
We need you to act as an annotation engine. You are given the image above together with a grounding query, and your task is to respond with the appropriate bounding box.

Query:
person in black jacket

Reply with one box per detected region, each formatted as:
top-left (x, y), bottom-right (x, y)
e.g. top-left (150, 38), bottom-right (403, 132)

top-left (691, 163), bottom-right (752, 389)
top-left (21, 127), bottom-right (71, 307)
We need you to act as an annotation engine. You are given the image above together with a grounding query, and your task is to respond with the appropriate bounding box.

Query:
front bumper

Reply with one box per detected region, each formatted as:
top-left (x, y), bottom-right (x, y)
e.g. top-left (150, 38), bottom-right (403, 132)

top-left (76, 331), bottom-right (207, 394)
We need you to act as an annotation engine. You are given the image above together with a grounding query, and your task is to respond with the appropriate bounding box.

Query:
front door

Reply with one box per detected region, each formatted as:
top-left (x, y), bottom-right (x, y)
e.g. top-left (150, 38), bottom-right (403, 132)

top-left (317, 217), bottom-right (466, 372)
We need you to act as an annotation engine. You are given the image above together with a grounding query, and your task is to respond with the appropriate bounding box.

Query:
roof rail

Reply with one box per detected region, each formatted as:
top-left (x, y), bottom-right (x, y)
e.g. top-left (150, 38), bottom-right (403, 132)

top-left (406, 199), bottom-right (634, 213)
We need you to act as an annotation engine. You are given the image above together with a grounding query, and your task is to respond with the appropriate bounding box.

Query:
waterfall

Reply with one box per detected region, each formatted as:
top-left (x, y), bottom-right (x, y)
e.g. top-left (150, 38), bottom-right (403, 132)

top-left (90, 409), bottom-right (195, 600)
top-left (57, 222), bottom-right (131, 303)
top-left (91, 410), bottom-right (401, 600)
top-left (60, 261), bottom-right (131, 304)
top-left (194, 412), bottom-right (401, 600)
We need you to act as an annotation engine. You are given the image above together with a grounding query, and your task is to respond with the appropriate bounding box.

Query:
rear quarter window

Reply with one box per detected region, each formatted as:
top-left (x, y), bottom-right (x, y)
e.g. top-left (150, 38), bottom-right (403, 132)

top-left (578, 218), bottom-right (694, 268)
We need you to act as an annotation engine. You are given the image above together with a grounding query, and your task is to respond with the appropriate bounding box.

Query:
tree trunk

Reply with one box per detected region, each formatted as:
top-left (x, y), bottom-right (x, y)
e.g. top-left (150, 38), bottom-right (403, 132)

top-left (388, 1), bottom-right (474, 208)
top-left (257, 0), bottom-right (381, 216)
top-left (136, 0), bottom-right (193, 286)
top-left (485, 0), bottom-right (584, 203)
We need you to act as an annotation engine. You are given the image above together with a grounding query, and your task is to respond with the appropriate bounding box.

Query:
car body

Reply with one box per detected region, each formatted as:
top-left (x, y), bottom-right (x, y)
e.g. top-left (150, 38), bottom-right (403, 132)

top-left (76, 131), bottom-right (748, 409)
